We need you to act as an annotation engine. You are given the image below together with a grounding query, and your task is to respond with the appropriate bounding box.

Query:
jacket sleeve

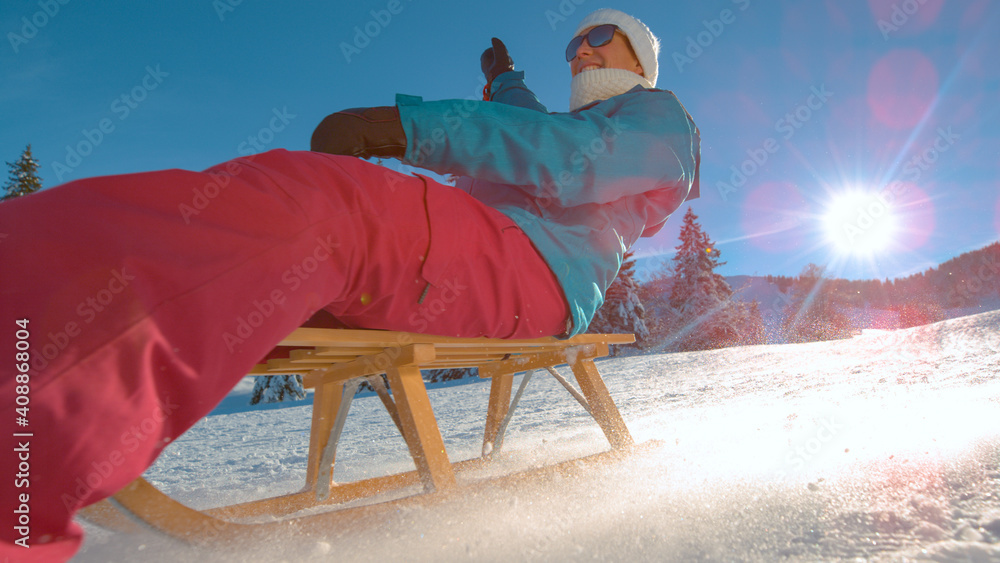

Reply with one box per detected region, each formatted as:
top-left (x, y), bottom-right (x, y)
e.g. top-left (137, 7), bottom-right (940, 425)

top-left (396, 88), bottom-right (699, 207)
top-left (488, 71), bottom-right (548, 113)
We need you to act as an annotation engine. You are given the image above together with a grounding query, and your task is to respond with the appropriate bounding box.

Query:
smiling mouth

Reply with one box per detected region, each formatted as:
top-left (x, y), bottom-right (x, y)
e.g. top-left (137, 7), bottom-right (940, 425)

top-left (580, 64), bottom-right (602, 73)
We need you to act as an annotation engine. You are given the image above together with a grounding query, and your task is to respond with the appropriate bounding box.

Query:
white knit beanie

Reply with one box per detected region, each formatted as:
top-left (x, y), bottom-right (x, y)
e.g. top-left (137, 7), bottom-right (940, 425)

top-left (573, 8), bottom-right (660, 88)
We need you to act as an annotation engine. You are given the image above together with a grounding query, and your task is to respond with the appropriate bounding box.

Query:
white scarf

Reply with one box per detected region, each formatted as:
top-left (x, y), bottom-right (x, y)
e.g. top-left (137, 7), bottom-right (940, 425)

top-left (569, 68), bottom-right (653, 111)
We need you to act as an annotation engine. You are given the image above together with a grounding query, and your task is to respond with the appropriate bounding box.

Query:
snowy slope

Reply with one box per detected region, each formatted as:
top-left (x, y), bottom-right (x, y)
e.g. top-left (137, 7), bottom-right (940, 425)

top-left (74, 311), bottom-right (1000, 562)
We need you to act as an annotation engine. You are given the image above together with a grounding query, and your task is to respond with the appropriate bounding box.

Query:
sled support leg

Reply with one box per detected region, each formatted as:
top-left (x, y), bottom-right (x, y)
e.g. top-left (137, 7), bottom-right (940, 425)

top-left (487, 370), bottom-right (535, 456)
top-left (315, 378), bottom-right (363, 500)
top-left (305, 380), bottom-right (346, 490)
top-left (368, 375), bottom-right (404, 436)
top-left (545, 366), bottom-right (591, 415)
top-left (483, 373), bottom-right (514, 455)
top-left (570, 357), bottom-right (634, 449)
top-left (386, 364), bottom-right (456, 492)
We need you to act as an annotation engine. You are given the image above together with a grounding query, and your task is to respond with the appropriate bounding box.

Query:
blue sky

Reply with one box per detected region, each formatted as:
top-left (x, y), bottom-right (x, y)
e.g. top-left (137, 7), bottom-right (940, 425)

top-left (3, 0), bottom-right (999, 281)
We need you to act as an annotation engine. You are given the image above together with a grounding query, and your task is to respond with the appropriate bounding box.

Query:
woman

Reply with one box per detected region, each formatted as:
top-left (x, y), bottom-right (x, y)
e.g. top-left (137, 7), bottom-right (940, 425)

top-left (0, 8), bottom-right (697, 560)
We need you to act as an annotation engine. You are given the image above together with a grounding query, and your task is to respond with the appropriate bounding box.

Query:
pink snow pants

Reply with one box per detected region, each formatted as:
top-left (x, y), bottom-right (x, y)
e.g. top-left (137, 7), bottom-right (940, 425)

top-left (0, 150), bottom-right (568, 561)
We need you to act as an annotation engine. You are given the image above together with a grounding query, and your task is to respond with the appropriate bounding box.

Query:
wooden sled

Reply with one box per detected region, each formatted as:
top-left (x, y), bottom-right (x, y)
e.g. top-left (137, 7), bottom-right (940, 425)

top-left (80, 328), bottom-right (636, 544)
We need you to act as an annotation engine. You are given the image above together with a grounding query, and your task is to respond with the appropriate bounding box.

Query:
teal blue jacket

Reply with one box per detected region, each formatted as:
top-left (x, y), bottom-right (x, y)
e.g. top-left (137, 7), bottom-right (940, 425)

top-left (396, 71), bottom-right (700, 336)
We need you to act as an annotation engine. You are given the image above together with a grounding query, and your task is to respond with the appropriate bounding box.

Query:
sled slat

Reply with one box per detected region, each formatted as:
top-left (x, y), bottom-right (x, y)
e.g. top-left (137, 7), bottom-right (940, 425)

top-left (476, 344), bottom-right (599, 379)
top-left (301, 344), bottom-right (436, 388)
top-left (278, 328), bottom-right (633, 348)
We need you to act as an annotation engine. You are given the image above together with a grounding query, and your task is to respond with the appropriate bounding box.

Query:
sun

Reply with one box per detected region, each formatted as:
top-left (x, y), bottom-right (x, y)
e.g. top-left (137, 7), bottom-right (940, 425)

top-left (822, 190), bottom-right (899, 256)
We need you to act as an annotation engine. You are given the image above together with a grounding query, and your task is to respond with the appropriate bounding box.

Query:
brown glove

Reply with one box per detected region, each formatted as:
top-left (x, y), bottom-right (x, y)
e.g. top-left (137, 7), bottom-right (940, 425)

top-left (310, 106), bottom-right (406, 159)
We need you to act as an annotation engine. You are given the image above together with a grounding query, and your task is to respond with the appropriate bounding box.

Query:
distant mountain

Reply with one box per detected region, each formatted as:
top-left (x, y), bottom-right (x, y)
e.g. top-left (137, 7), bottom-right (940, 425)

top-left (726, 275), bottom-right (787, 309)
top-left (635, 242), bottom-right (1000, 342)
top-left (725, 275), bottom-right (790, 343)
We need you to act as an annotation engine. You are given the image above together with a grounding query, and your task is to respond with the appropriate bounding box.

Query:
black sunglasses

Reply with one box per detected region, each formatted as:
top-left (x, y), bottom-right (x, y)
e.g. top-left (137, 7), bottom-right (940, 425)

top-left (565, 24), bottom-right (620, 62)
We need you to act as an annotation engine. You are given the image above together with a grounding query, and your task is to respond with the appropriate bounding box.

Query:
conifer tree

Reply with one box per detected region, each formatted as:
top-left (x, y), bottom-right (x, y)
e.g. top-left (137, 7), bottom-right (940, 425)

top-left (666, 208), bottom-right (741, 350)
top-left (589, 250), bottom-right (650, 352)
top-left (250, 374), bottom-right (307, 404)
top-left (2, 145), bottom-right (43, 201)
top-left (422, 368), bottom-right (475, 383)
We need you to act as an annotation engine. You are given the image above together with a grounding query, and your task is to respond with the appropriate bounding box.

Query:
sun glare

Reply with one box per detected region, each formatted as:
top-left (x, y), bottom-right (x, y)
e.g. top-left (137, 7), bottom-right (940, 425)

top-left (823, 191), bottom-right (899, 256)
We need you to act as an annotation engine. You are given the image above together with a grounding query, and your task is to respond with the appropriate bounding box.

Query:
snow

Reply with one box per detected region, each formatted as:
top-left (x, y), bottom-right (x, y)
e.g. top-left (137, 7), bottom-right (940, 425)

top-left (74, 311), bottom-right (1000, 562)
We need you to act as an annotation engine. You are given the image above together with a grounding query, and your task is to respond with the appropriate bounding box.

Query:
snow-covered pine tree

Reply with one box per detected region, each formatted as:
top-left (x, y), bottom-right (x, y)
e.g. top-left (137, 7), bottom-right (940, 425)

top-left (2, 145), bottom-right (43, 201)
top-left (589, 250), bottom-right (650, 353)
top-left (422, 368), bottom-right (475, 383)
top-left (665, 207), bottom-right (741, 351)
top-left (250, 374), bottom-right (307, 404)
top-left (781, 263), bottom-right (853, 342)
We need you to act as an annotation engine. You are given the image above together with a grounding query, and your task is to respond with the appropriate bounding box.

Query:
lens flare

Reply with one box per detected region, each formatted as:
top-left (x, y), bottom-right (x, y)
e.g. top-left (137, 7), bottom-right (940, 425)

top-left (867, 0), bottom-right (945, 35)
top-left (740, 182), bottom-right (809, 253)
top-left (867, 50), bottom-right (940, 129)
top-left (823, 191), bottom-right (899, 256)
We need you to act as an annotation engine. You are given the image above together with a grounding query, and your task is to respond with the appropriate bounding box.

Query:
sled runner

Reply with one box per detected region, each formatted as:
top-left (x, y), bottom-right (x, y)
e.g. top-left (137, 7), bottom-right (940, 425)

top-left (81, 328), bottom-right (636, 544)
